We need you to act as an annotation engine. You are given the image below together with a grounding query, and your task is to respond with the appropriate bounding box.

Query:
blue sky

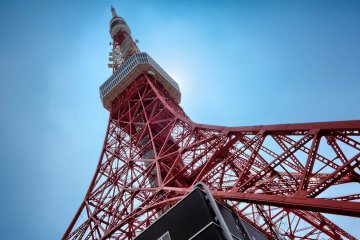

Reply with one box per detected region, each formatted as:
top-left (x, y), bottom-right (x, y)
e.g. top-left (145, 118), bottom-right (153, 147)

top-left (0, 1), bottom-right (360, 239)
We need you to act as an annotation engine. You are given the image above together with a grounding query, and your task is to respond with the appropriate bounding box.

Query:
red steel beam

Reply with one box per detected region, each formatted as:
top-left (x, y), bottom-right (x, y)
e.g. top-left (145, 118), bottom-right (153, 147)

top-left (195, 120), bottom-right (360, 133)
top-left (212, 191), bottom-right (360, 217)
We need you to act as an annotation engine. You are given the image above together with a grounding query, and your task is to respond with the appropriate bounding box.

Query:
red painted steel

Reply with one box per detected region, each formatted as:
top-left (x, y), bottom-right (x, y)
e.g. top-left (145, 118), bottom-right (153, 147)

top-left (63, 9), bottom-right (360, 240)
top-left (63, 73), bottom-right (360, 239)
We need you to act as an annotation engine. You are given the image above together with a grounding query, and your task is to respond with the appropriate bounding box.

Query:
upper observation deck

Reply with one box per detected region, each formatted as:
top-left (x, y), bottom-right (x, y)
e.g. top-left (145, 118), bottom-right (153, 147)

top-left (100, 52), bottom-right (181, 111)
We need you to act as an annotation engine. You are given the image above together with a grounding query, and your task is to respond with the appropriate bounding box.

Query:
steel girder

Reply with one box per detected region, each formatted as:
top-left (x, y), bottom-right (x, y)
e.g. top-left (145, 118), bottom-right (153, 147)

top-left (63, 73), bottom-right (360, 240)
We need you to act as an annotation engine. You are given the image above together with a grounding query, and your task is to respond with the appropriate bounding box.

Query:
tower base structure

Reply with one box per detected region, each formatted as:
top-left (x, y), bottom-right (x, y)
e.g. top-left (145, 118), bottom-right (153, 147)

top-left (63, 66), bottom-right (360, 239)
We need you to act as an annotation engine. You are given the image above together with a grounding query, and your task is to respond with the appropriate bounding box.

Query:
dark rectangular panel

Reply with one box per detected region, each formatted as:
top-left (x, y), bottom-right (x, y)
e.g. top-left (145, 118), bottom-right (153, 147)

top-left (135, 189), bottom-right (220, 240)
top-left (135, 188), bottom-right (268, 240)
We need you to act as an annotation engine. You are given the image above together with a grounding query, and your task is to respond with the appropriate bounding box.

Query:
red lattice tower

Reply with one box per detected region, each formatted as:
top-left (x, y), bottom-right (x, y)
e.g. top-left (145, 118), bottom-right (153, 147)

top-left (63, 7), bottom-right (360, 240)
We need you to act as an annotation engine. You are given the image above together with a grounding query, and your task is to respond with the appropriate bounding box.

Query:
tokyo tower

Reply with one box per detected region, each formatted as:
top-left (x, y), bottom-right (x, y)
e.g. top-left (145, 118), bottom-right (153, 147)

top-left (63, 6), bottom-right (360, 239)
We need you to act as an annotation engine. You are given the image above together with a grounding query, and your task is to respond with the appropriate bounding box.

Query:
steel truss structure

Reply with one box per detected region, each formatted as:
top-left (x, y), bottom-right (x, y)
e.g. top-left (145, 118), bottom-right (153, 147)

top-left (64, 73), bottom-right (360, 239)
top-left (64, 7), bottom-right (360, 240)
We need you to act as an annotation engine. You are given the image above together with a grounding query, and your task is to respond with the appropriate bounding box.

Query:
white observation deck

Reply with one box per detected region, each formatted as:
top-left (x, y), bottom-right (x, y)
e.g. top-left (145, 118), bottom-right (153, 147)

top-left (100, 52), bottom-right (181, 111)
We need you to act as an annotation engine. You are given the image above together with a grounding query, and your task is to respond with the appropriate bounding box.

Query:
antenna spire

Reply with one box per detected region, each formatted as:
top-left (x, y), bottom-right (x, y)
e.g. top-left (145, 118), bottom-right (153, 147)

top-left (111, 5), bottom-right (118, 17)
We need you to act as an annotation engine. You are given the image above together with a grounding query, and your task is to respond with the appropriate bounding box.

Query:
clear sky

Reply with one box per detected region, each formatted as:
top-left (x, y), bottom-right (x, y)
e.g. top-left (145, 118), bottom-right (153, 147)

top-left (0, 0), bottom-right (360, 239)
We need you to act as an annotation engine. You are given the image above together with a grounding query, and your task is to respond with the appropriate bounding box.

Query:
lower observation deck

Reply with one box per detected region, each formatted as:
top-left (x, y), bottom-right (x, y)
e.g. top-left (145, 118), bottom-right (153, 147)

top-left (100, 52), bottom-right (181, 111)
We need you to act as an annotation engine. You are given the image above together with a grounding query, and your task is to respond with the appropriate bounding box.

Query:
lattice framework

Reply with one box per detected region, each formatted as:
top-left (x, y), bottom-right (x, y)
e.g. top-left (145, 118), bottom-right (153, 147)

top-left (64, 73), bottom-right (360, 240)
